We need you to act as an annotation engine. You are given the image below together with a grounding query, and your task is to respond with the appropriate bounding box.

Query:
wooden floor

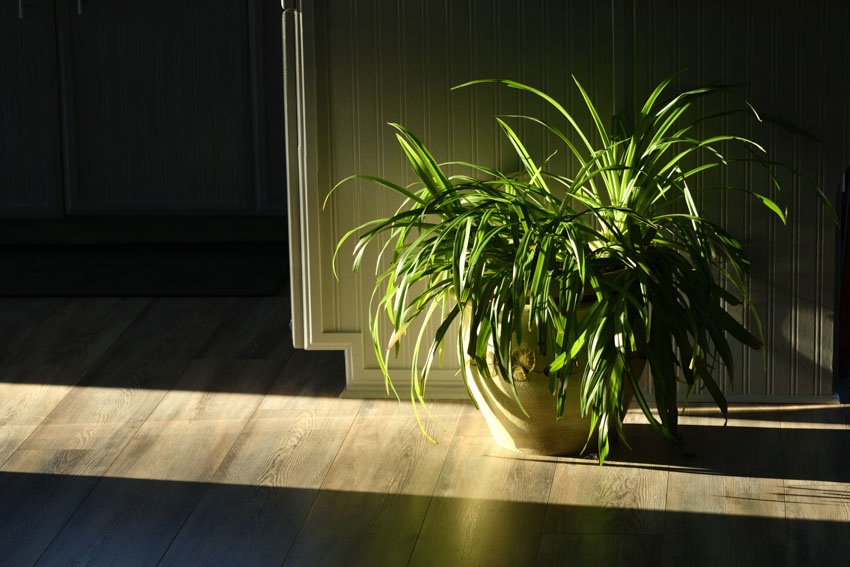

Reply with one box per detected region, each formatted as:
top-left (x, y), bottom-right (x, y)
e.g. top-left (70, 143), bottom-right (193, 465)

top-left (0, 296), bottom-right (848, 566)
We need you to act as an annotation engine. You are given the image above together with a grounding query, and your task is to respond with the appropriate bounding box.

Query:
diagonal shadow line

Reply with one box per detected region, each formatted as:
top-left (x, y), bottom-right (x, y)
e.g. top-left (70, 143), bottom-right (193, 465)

top-left (671, 404), bottom-right (848, 425)
top-left (0, 348), bottom-right (347, 397)
top-left (480, 418), bottom-right (850, 483)
top-left (0, 471), bottom-right (846, 567)
top-left (722, 495), bottom-right (850, 504)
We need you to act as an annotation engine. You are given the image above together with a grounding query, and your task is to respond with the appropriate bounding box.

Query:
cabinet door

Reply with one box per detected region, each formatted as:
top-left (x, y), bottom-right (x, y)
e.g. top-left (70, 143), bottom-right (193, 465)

top-left (0, 0), bottom-right (63, 217)
top-left (58, 0), bottom-right (258, 214)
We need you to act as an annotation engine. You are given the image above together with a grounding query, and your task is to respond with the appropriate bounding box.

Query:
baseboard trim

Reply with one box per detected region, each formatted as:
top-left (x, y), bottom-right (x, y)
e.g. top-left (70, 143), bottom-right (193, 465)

top-left (341, 383), bottom-right (841, 404)
top-left (340, 383), bottom-right (471, 400)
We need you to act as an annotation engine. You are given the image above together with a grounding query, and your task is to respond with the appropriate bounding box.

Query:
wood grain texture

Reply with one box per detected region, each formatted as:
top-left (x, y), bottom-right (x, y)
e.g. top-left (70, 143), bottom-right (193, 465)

top-left (0, 298), bottom-right (232, 566)
top-left (0, 421), bottom-right (136, 565)
top-left (780, 405), bottom-right (850, 566)
top-left (251, 349), bottom-right (347, 407)
top-left (0, 298), bottom-right (149, 463)
top-left (454, 401), bottom-right (496, 437)
top-left (159, 352), bottom-right (361, 567)
top-left (281, 400), bottom-right (463, 567)
top-left (0, 373), bottom-right (73, 466)
top-left (9, 297), bottom-right (232, 472)
top-left (33, 358), bottom-right (282, 567)
top-left (0, 298), bottom-right (68, 361)
top-left (535, 533), bottom-right (663, 567)
top-left (0, 298), bottom-right (150, 377)
top-left (0, 297), bottom-right (847, 566)
top-left (197, 296), bottom-right (294, 361)
top-left (40, 297), bottom-right (234, 415)
top-left (408, 436), bottom-right (556, 567)
top-left (0, 467), bottom-right (103, 566)
top-left (543, 411), bottom-right (670, 535)
top-left (663, 407), bottom-right (787, 566)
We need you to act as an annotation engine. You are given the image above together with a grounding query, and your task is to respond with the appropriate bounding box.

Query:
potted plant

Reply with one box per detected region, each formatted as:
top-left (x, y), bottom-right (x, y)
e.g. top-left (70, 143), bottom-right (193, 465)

top-left (327, 75), bottom-right (834, 463)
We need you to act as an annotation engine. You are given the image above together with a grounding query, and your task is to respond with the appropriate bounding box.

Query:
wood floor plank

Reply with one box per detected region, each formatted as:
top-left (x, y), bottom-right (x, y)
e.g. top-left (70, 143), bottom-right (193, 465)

top-left (7, 298), bottom-right (235, 464)
top-left (76, 298), bottom-right (237, 387)
top-left (33, 298), bottom-right (235, 430)
top-left (454, 401), bottom-right (495, 437)
top-left (105, 358), bottom-right (284, 482)
top-left (0, 299), bottom-right (237, 566)
top-left (535, 533), bottom-right (663, 567)
top-left (251, 349), bottom-right (346, 405)
top-left (0, 467), bottom-right (104, 566)
top-left (0, 298), bottom-right (150, 464)
top-left (662, 406), bottom-right (787, 566)
top-left (0, 411), bottom-right (161, 566)
top-left (160, 351), bottom-right (362, 567)
top-left (0, 434), bottom-right (133, 565)
top-left (0, 298), bottom-right (68, 362)
top-left (780, 404), bottom-right (850, 566)
top-left (543, 411), bottom-right (669, 535)
top-left (281, 400), bottom-right (463, 567)
top-left (196, 296), bottom-right (294, 361)
top-left (33, 358), bottom-right (282, 567)
top-left (0, 375), bottom-right (73, 466)
top-left (2, 293), bottom-right (848, 567)
top-left (0, 297), bottom-right (150, 376)
top-left (408, 436), bottom-right (556, 567)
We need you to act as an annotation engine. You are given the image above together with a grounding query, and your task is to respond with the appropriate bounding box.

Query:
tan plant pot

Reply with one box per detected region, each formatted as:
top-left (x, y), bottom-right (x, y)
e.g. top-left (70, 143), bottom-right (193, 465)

top-left (461, 304), bottom-right (646, 456)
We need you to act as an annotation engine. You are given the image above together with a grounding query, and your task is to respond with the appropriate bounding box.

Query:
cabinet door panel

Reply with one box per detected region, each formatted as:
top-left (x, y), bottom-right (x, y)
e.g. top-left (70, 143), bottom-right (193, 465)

top-left (255, 0), bottom-right (286, 214)
top-left (0, 0), bottom-right (63, 217)
top-left (61, 0), bottom-right (255, 213)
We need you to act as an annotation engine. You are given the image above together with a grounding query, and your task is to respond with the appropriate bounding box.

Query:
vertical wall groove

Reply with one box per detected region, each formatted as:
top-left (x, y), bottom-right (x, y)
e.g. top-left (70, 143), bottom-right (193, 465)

top-left (351, 0), bottom-right (361, 335)
top-left (445, 0), bottom-right (452, 170)
top-left (768, 0), bottom-right (777, 395)
top-left (792, 2), bottom-right (800, 394)
top-left (815, 0), bottom-right (826, 394)
top-left (744, 0), bottom-right (753, 394)
top-left (719, 0), bottom-right (727, 391)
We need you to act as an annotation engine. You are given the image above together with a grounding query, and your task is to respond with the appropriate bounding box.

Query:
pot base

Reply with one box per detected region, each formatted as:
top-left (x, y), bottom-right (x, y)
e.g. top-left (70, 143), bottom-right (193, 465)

top-left (464, 358), bottom-right (645, 456)
top-left (461, 306), bottom-right (645, 457)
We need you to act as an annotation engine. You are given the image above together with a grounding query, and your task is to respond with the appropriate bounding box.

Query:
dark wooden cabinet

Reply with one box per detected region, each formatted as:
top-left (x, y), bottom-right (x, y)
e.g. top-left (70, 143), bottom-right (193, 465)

top-left (0, 0), bottom-right (64, 217)
top-left (1, 0), bottom-right (284, 219)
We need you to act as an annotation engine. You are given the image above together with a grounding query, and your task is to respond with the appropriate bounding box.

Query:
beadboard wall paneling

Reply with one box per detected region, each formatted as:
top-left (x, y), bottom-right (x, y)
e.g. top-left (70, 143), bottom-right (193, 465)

top-left (288, 0), bottom-right (849, 400)
top-left (634, 0), bottom-right (850, 401)
top-left (290, 0), bottom-right (614, 396)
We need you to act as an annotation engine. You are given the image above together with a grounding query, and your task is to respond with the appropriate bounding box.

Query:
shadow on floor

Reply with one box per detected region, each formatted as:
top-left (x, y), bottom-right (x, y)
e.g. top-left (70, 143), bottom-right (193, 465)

top-left (0, 470), bottom-right (845, 567)
top-left (1, 244), bottom-right (288, 297)
top-left (672, 403), bottom-right (847, 424)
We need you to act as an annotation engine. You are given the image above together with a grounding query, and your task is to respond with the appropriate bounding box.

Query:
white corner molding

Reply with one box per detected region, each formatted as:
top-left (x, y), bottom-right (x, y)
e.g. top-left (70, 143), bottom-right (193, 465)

top-left (282, 1), bottom-right (468, 398)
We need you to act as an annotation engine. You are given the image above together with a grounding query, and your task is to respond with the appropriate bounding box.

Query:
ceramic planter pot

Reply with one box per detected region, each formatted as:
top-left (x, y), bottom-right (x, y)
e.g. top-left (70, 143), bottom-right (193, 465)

top-left (461, 304), bottom-right (646, 456)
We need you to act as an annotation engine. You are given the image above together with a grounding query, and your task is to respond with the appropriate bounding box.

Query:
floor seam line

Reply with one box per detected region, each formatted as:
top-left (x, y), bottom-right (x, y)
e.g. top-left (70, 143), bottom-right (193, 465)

top-left (404, 419), bottom-right (456, 567)
top-left (277, 397), bottom-right (366, 567)
top-left (154, 360), bottom-right (283, 566)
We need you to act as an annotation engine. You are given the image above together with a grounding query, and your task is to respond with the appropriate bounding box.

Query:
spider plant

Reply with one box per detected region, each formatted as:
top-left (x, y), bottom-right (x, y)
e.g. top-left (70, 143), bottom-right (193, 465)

top-left (327, 74), bottom-right (834, 463)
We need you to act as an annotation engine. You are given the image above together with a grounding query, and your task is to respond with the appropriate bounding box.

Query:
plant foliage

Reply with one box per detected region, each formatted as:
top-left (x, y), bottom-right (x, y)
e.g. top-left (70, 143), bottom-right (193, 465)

top-left (327, 75), bottom-right (834, 463)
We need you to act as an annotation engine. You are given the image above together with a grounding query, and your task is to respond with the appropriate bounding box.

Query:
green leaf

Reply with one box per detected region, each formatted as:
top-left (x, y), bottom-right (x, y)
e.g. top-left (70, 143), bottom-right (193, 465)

top-left (330, 75), bottom-right (827, 462)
